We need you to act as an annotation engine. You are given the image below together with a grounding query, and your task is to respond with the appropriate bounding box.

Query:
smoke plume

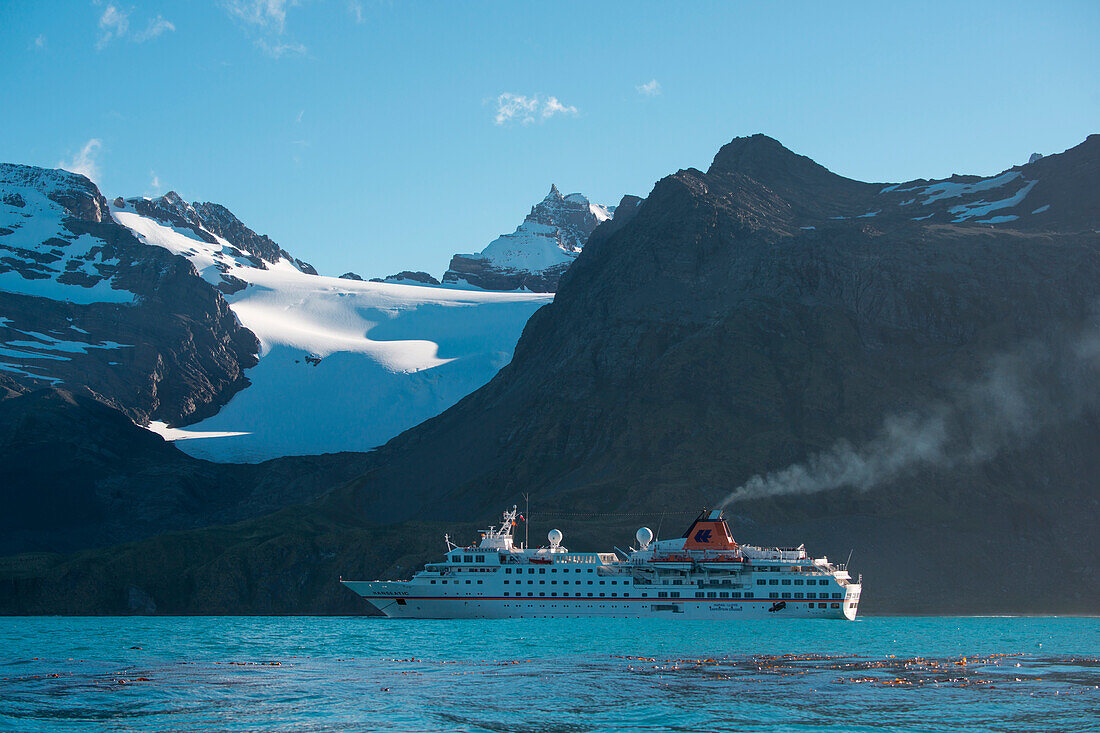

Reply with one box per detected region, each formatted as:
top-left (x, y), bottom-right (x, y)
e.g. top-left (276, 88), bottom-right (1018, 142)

top-left (719, 316), bottom-right (1100, 506)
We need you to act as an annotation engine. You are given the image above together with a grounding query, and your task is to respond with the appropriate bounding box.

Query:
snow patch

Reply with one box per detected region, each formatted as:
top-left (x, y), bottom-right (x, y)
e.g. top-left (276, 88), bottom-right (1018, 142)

top-left (897, 171), bottom-right (1022, 206)
top-left (948, 180), bottom-right (1037, 222)
top-left (1031, 205), bottom-right (1050, 214)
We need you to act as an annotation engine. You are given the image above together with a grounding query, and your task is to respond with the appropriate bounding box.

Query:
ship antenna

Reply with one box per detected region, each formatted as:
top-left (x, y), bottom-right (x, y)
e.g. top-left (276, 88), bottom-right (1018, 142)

top-left (523, 492), bottom-right (530, 550)
top-left (845, 549), bottom-right (853, 570)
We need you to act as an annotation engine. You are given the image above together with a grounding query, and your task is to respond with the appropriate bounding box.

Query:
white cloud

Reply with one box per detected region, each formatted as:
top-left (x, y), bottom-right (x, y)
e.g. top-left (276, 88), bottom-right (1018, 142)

top-left (494, 94), bottom-right (539, 125)
top-left (224, 1), bottom-right (307, 57)
top-left (59, 139), bottom-right (103, 183)
top-left (149, 171), bottom-right (161, 193)
top-left (494, 93), bottom-right (578, 126)
top-left (636, 79), bottom-right (661, 97)
top-left (255, 38), bottom-right (307, 57)
top-left (224, 0), bottom-right (297, 34)
top-left (542, 96), bottom-right (578, 119)
top-left (96, 4), bottom-right (174, 47)
top-left (296, 109), bottom-right (304, 123)
top-left (33, 34), bottom-right (46, 50)
top-left (134, 15), bottom-right (176, 42)
top-left (96, 4), bottom-right (129, 49)
top-left (348, 0), bottom-right (364, 23)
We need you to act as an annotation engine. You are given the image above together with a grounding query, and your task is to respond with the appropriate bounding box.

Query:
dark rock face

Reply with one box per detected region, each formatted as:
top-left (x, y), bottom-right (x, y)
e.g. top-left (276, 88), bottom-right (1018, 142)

top-left (376, 271), bottom-right (440, 286)
top-left (442, 185), bottom-right (617, 291)
top-left (0, 165), bottom-right (259, 424)
top-left (5, 135), bottom-right (1100, 615)
top-left (339, 272), bottom-right (364, 281)
top-left (0, 388), bottom-right (371, 556)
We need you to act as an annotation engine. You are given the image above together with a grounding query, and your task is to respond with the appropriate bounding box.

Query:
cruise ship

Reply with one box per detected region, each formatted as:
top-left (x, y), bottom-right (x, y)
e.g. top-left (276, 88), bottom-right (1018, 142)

top-left (341, 507), bottom-right (862, 619)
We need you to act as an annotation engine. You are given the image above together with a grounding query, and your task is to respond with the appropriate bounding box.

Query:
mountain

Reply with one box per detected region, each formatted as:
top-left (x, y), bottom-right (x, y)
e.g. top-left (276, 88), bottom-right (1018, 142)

top-left (4, 134), bottom-right (1099, 615)
top-left (0, 165), bottom-right (258, 424)
top-left (0, 171), bottom-right (551, 554)
top-left (0, 387), bottom-right (371, 555)
top-left (442, 185), bottom-right (615, 291)
top-left (112, 192), bottom-right (551, 461)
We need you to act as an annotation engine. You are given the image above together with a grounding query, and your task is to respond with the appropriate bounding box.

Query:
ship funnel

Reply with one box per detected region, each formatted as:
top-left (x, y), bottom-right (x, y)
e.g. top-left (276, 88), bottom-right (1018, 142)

top-left (635, 527), bottom-right (653, 549)
top-left (548, 529), bottom-right (563, 547)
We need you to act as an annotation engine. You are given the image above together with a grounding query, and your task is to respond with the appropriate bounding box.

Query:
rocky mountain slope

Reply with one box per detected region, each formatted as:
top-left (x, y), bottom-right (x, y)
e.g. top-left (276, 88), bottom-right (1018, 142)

top-left (0, 165), bottom-right (259, 424)
top-left (442, 185), bottom-right (615, 291)
top-left (4, 135), bottom-right (1099, 615)
top-left (0, 387), bottom-right (371, 555)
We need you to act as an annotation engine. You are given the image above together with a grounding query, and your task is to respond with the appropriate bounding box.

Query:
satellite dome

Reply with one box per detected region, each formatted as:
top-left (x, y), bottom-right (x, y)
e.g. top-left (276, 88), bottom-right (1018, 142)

top-left (636, 527), bottom-right (653, 548)
top-left (548, 529), bottom-right (563, 547)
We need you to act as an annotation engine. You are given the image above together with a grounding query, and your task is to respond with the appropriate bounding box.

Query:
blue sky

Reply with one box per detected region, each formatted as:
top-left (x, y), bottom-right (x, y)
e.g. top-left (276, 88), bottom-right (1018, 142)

top-left (2, 1), bottom-right (1098, 278)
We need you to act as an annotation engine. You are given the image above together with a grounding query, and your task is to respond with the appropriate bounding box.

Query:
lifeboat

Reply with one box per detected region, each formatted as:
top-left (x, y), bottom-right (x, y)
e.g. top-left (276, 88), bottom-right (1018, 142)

top-left (648, 554), bottom-right (694, 571)
top-left (698, 555), bottom-right (746, 571)
top-left (528, 557), bottom-right (553, 565)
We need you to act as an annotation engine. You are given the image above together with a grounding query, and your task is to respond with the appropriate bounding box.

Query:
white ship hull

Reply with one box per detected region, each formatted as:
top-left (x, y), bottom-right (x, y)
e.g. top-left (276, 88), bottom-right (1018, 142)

top-left (342, 582), bottom-right (861, 620)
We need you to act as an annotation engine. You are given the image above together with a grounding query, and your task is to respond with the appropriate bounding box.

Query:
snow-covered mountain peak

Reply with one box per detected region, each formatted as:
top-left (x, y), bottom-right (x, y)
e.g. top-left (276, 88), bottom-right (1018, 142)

top-left (442, 186), bottom-right (621, 291)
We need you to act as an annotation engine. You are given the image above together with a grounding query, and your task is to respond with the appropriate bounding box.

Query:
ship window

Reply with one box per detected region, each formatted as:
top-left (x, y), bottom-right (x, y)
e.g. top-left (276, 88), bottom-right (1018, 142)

top-left (611, 581), bottom-right (617, 585)
top-left (732, 592), bottom-right (742, 599)
top-left (599, 593), bottom-right (605, 597)
top-left (505, 568), bottom-right (511, 574)
top-left (599, 581), bottom-right (605, 585)
top-left (539, 581), bottom-right (545, 585)
top-left (539, 569), bottom-right (546, 574)
top-left (611, 593), bottom-right (617, 597)
top-left (695, 592), bottom-right (704, 598)
top-left (528, 593), bottom-right (533, 597)
top-left (588, 568), bottom-right (594, 573)
top-left (670, 592), bottom-right (680, 598)
top-left (441, 580), bottom-right (447, 584)
top-left (551, 581), bottom-right (556, 585)
top-left (465, 580), bottom-right (471, 585)
top-left (769, 580), bottom-right (778, 585)
top-left (476, 556), bottom-right (485, 563)
top-left (818, 602), bottom-right (826, 608)
top-left (588, 593), bottom-right (594, 597)
top-left (551, 593), bottom-right (557, 597)
top-left (477, 580), bottom-right (483, 584)
top-left (719, 592), bottom-right (728, 598)
top-left (464, 556), bottom-right (473, 563)
top-left (833, 593), bottom-right (843, 599)
top-left (707, 592), bottom-right (716, 598)
top-left (673, 580), bottom-right (682, 585)
top-left (794, 592), bottom-right (803, 599)
top-left (587, 581), bottom-right (593, 585)
top-left (818, 579), bottom-right (828, 585)
top-left (831, 603), bottom-right (840, 608)
top-left (624, 594), bottom-right (630, 598)
top-left (794, 579), bottom-right (803, 585)
top-left (528, 568), bottom-right (534, 574)
top-left (781, 592), bottom-right (791, 599)
top-left (539, 592), bottom-right (545, 597)
top-left (658, 592), bottom-right (668, 598)
top-left (527, 580), bottom-right (532, 585)
top-left (756, 580), bottom-right (766, 586)
top-left (770, 593), bottom-right (779, 599)
top-left (806, 592), bottom-right (815, 599)
top-left (782, 579), bottom-right (791, 585)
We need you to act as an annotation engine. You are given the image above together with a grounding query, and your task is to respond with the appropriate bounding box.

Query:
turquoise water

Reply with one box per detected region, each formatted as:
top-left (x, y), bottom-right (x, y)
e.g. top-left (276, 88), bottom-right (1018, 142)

top-left (0, 617), bottom-right (1097, 732)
